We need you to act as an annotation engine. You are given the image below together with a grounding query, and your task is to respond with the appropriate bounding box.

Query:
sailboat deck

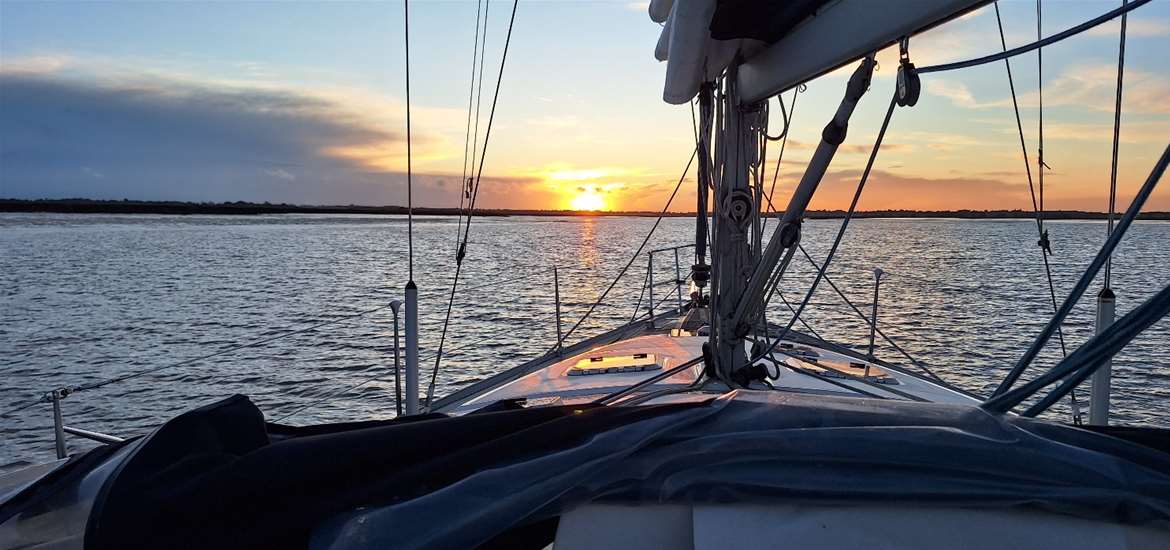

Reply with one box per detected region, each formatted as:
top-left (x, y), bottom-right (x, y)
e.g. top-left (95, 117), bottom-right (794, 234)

top-left (441, 319), bottom-right (979, 415)
top-left (452, 334), bottom-right (706, 412)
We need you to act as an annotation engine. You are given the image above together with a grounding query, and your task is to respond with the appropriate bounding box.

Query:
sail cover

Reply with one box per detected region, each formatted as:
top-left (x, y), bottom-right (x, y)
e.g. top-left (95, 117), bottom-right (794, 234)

top-left (651, 0), bottom-right (988, 104)
top-left (61, 392), bottom-right (1170, 549)
top-left (650, 0), bottom-right (784, 104)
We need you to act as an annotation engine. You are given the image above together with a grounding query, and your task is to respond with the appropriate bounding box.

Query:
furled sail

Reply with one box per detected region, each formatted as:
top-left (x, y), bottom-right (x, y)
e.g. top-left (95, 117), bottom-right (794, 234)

top-left (650, 0), bottom-right (989, 104)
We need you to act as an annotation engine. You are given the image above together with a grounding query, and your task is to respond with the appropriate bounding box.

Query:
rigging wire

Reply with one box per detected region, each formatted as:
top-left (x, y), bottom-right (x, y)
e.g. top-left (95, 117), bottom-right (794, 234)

top-left (460, 0), bottom-right (492, 249)
top-left (750, 120), bottom-right (944, 384)
top-left (919, 0), bottom-right (1150, 74)
top-left (558, 148), bottom-right (698, 347)
top-left (990, 141), bottom-right (1170, 399)
top-left (1018, 282), bottom-right (1170, 416)
top-left (761, 93), bottom-right (899, 358)
top-left (775, 290), bottom-right (823, 341)
top-left (761, 86), bottom-right (802, 235)
top-left (1105, 0), bottom-right (1128, 289)
top-left (457, 0), bottom-right (485, 225)
top-left (628, 272), bottom-right (696, 326)
top-left (1037, 0), bottom-right (1047, 223)
top-left (628, 264), bottom-right (653, 324)
top-left (404, 0), bottom-right (414, 281)
top-left (795, 244), bottom-right (944, 383)
top-left (993, 1), bottom-right (1076, 420)
top-left (426, 0), bottom-right (519, 409)
top-left (985, 280), bottom-right (1170, 416)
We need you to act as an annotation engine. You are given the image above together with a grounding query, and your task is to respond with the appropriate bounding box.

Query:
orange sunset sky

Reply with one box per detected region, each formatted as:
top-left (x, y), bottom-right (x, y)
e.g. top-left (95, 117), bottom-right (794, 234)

top-left (1, 1), bottom-right (1168, 212)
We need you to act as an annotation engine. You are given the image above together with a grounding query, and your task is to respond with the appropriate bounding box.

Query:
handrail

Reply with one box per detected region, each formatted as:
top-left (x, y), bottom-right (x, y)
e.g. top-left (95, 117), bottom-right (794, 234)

top-left (648, 243), bottom-right (695, 254)
top-left (63, 425), bottom-right (125, 445)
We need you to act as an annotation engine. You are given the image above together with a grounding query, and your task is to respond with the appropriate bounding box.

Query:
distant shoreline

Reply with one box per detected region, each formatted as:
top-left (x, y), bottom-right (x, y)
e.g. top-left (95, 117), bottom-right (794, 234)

top-left (2, 199), bottom-right (1167, 220)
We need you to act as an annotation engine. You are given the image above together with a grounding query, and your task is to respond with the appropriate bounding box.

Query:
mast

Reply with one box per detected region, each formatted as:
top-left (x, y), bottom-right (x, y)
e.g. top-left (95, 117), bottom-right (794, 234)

top-left (699, 55), bottom-right (876, 384)
top-left (708, 64), bottom-right (767, 376)
top-left (692, 83), bottom-right (713, 296)
top-left (654, 0), bottom-right (991, 383)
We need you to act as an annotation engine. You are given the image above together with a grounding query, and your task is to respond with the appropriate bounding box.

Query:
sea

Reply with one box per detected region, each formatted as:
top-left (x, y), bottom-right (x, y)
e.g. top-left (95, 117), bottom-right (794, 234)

top-left (2, 212), bottom-right (1168, 471)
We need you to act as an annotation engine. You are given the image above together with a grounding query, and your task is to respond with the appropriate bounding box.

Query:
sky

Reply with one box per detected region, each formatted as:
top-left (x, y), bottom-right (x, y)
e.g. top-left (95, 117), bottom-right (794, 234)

top-left (1, 0), bottom-right (1168, 212)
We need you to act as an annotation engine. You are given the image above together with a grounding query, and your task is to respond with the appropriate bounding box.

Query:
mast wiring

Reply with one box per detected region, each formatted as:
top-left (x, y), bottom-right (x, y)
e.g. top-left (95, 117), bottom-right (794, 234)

top-left (762, 93), bottom-right (899, 356)
top-left (991, 142), bottom-right (1170, 400)
top-left (404, 0), bottom-right (414, 281)
top-left (762, 86), bottom-right (801, 235)
top-left (1105, 0), bottom-right (1128, 289)
top-left (426, 0), bottom-right (519, 409)
top-left (457, 0), bottom-right (485, 225)
top-left (460, 0), bottom-right (492, 250)
top-left (993, 1), bottom-right (1076, 420)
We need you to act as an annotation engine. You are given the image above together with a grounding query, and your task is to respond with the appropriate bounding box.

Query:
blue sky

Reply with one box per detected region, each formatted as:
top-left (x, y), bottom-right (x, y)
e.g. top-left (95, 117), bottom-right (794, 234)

top-left (1, 0), bottom-right (1168, 211)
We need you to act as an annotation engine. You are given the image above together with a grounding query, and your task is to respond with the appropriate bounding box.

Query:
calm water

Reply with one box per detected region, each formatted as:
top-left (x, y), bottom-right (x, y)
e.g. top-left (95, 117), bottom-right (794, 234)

top-left (1, 213), bottom-right (1168, 471)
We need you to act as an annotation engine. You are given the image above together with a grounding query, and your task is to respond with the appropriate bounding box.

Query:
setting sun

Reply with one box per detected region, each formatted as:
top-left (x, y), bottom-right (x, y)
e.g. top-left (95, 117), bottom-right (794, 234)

top-left (570, 191), bottom-right (606, 211)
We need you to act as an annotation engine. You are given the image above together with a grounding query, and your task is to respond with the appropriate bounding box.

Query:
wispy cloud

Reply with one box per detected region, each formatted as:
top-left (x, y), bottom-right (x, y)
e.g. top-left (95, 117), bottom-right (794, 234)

top-left (1036, 64), bottom-right (1170, 115)
top-left (783, 140), bottom-right (912, 153)
top-left (926, 64), bottom-right (1170, 115)
top-left (1034, 120), bottom-right (1170, 143)
top-left (263, 168), bottom-right (296, 181)
top-left (810, 169), bottom-right (1024, 211)
top-left (81, 166), bottom-right (105, 179)
top-left (925, 79), bottom-right (986, 109)
top-left (1085, 18), bottom-right (1170, 38)
top-left (528, 115), bottom-right (581, 129)
top-left (624, 2), bottom-right (650, 14)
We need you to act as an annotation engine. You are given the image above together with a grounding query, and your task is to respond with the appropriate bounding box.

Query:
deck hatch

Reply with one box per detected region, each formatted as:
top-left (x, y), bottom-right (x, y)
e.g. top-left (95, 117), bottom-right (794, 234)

top-left (568, 353), bottom-right (662, 376)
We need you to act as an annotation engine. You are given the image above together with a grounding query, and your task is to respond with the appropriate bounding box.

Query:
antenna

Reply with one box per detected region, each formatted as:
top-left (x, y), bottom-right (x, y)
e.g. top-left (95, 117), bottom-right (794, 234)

top-left (403, 0), bottom-right (419, 415)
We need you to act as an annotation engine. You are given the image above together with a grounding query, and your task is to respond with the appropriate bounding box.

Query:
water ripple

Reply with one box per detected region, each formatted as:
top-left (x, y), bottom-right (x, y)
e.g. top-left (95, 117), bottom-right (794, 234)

top-left (1, 213), bottom-right (1168, 471)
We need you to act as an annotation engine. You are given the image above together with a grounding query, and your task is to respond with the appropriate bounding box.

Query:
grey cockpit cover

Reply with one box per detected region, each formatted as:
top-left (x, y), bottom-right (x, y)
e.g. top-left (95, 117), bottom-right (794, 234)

top-left (312, 390), bottom-right (1170, 549)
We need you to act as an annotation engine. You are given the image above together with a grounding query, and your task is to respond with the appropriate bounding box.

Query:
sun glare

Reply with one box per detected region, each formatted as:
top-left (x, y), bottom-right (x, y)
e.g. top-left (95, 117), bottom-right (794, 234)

top-left (570, 191), bottom-right (606, 211)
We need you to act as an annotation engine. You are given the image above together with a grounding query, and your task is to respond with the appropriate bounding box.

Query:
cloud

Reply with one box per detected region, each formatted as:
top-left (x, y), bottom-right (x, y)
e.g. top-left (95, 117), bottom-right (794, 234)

top-left (0, 55), bottom-right (71, 74)
top-left (0, 71), bottom-right (469, 205)
top-left (263, 168), bottom-right (296, 181)
top-left (1035, 120), bottom-right (1170, 144)
top-left (528, 115), bottom-right (581, 129)
top-left (925, 79), bottom-right (986, 109)
top-left (900, 131), bottom-right (985, 152)
top-left (808, 169), bottom-right (1027, 210)
top-left (1085, 18), bottom-right (1170, 38)
top-left (1037, 64), bottom-right (1170, 115)
top-left (783, 140), bottom-right (912, 153)
top-left (625, 2), bottom-right (650, 14)
top-left (927, 65), bottom-right (1170, 115)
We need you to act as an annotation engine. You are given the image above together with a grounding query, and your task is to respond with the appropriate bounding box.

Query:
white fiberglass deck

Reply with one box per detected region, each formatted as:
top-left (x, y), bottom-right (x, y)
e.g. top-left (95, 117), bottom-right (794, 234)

top-left (453, 334), bottom-right (706, 412)
top-left (448, 331), bottom-right (977, 414)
